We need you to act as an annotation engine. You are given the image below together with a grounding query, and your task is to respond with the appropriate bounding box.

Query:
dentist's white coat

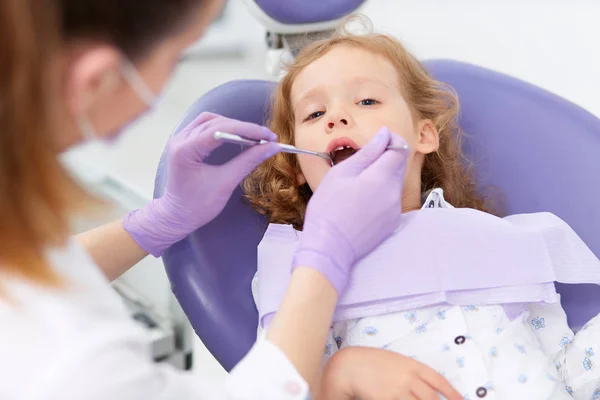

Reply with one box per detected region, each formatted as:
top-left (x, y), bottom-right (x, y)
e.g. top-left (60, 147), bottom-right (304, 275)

top-left (0, 241), bottom-right (308, 400)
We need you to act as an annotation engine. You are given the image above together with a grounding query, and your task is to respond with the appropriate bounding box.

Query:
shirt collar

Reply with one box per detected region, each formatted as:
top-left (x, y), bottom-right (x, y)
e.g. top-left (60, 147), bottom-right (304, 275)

top-left (421, 188), bottom-right (455, 209)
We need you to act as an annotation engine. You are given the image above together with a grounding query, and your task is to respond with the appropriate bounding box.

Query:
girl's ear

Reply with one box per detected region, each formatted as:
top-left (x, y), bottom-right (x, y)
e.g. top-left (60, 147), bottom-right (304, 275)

top-left (415, 119), bottom-right (439, 155)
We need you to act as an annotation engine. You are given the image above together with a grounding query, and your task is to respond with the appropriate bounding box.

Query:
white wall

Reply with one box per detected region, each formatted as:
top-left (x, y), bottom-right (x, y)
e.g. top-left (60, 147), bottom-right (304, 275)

top-left (363, 0), bottom-right (600, 119)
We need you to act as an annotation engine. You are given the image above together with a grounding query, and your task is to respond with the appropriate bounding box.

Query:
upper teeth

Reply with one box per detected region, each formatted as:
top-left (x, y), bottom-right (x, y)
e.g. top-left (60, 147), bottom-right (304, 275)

top-left (334, 146), bottom-right (352, 151)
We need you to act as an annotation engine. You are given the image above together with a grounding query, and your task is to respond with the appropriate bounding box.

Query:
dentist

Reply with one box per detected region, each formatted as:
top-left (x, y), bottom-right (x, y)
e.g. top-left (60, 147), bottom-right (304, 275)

top-left (0, 0), bottom-right (460, 399)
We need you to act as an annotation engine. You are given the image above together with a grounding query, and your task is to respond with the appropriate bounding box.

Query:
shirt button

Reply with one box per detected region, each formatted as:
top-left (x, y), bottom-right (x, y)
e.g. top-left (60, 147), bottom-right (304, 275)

top-left (284, 381), bottom-right (302, 395)
top-left (476, 387), bottom-right (488, 397)
top-left (454, 335), bottom-right (466, 345)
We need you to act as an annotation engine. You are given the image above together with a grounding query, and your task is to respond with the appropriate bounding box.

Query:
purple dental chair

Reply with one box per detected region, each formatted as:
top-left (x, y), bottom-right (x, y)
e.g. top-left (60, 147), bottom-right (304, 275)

top-left (155, 4), bottom-right (600, 372)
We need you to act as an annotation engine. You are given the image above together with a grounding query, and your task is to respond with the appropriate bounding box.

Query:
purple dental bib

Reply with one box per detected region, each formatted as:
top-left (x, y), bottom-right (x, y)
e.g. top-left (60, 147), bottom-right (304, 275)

top-left (256, 208), bottom-right (600, 328)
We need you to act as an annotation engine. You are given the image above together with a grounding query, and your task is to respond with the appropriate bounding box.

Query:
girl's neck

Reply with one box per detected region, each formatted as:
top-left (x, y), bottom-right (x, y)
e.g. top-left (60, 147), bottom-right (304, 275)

top-left (401, 181), bottom-right (423, 213)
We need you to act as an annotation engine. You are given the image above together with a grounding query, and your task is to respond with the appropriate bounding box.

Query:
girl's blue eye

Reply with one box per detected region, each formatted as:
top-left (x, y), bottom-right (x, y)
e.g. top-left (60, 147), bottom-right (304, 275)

top-left (306, 111), bottom-right (324, 120)
top-left (359, 99), bottom-right (378, 106)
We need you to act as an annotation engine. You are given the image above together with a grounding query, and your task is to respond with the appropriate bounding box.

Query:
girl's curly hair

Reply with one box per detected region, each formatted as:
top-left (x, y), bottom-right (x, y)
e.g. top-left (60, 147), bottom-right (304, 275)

top-left (243, 19), bottom-right (497, 230)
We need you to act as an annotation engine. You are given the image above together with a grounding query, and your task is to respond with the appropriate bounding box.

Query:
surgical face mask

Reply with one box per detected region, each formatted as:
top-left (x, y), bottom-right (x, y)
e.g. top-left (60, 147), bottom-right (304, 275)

top-left (76, 57), bottom-right (159, 147)
top-left (62, 57), bottom-right (162, 184)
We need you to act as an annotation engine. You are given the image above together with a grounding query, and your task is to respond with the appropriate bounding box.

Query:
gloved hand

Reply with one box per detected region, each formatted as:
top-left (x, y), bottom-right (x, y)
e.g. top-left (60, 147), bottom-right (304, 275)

top-left (123, 112), bottom-right (281, 257)
top-left (292, 126), bottom-right (409, 294)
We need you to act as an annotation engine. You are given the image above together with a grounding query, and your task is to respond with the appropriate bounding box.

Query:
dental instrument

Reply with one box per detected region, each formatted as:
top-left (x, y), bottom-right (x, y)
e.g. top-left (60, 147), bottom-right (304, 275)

top-left (215, 131), bottom-right (333, 161)
top-left (214, 131), bottom-right (409, 165)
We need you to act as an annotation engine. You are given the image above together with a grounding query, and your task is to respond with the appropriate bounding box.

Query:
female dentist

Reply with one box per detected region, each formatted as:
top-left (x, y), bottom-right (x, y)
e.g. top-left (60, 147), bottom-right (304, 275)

top-left (0, 0), bottom-right (461, 399)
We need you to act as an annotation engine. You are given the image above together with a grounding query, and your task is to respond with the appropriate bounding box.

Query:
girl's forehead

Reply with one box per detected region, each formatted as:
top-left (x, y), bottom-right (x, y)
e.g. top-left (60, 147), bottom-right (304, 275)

top-left (290, 46), bottom-right (400, 104)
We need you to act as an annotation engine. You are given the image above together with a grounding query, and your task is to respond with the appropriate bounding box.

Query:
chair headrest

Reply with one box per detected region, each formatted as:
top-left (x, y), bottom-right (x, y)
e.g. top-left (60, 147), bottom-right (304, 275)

top-left (244, 0), bottom-right (367, 34)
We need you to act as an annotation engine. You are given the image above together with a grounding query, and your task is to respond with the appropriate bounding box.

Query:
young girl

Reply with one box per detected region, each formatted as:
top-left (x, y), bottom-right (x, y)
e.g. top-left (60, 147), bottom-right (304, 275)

top-left (243, 21), bottom-right (600, 400)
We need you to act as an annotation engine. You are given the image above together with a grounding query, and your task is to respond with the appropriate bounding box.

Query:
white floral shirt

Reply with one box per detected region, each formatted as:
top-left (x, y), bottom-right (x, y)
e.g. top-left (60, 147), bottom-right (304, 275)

top-left (253, 189), bottom-right (600, 400)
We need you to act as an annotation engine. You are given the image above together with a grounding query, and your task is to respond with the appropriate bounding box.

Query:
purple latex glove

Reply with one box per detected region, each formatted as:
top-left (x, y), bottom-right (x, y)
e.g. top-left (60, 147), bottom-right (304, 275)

top-left (292, 126), bottom-right (409, 294)
top-left (123, 112), bottom-right (281, 257)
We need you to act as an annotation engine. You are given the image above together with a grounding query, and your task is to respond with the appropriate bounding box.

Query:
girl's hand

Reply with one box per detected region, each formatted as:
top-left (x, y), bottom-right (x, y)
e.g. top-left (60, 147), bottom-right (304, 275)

top-left (318, 347), bottom-right (462, 400)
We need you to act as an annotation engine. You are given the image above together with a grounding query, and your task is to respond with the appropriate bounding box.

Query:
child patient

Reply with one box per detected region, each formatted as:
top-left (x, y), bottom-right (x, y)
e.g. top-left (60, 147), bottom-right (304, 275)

top-left (243, 19), bottom-right (600, 400)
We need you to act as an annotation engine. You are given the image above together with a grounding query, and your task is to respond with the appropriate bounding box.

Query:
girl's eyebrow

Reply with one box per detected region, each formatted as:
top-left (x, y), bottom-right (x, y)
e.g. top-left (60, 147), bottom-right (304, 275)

top-left (350, 76), bottom-right (393, 89)
top-left (295, 85), bottom-right (325, 106)
top-left (294, 77), bottom-right (392, 109)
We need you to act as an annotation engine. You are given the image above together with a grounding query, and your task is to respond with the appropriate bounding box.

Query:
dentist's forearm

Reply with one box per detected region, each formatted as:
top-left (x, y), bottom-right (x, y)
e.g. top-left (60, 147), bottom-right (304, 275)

top-left (267, 267), bottom-right (338, 391)
top-left (76, 219), bottom-right (148, 281)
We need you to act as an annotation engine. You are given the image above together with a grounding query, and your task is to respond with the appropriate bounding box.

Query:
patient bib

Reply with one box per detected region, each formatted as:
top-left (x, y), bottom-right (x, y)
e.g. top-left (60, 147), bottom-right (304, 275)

top-left (257, 207), bottom-right (600, 328)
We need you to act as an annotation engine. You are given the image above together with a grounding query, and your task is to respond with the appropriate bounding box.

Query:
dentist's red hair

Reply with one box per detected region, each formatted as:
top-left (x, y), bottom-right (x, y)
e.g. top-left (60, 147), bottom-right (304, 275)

top-left (0, 0), bottom-right (207, 288)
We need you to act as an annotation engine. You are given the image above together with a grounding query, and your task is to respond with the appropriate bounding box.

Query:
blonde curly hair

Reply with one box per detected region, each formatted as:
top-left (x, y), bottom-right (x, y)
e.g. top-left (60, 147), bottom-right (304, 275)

top-left (243, 20), bottom-right (495, 230)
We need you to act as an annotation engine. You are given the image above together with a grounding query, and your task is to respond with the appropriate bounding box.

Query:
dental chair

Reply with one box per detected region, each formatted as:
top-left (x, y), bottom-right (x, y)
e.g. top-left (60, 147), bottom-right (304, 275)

top-left (154, 1), bottom-right (600, 372)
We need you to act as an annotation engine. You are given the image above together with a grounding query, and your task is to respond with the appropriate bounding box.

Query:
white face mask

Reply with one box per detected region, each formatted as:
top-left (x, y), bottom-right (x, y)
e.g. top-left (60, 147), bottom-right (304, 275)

top-left (77, 57), bottom-right (159, 146)
top-left (61, 58), bottom-right (161, 185)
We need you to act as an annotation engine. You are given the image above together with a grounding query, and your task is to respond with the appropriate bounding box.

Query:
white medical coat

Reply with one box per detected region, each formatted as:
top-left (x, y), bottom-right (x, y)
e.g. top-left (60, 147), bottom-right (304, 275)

top-left (0, 240), bottom-right (309, 400)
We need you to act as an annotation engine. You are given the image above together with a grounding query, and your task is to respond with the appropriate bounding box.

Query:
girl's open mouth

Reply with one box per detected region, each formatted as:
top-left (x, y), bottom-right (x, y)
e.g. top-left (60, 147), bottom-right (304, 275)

top-left (327, 137), bottom-right (360, 165)
top-left (330, 146), bottom-right (357, 165)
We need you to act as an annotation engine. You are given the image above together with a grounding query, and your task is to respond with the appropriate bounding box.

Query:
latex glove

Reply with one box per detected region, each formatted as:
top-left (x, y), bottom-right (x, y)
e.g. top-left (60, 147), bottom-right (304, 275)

top-left (292, 126), bottom-right (409, 294)
top-left (318, 347), bottom-right (462, 400)
top-left (123, 112), bottom-right (281, 257)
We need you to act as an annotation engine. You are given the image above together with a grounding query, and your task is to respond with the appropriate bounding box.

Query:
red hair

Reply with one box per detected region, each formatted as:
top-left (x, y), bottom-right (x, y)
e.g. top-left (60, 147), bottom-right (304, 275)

top-left (244, 20), bottom-right (497, 230)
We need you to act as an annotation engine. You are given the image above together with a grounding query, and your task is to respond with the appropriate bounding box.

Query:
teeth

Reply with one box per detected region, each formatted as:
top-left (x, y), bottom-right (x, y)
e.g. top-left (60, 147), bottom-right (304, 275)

top-left (333, 146), bottom-right (352, 152)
